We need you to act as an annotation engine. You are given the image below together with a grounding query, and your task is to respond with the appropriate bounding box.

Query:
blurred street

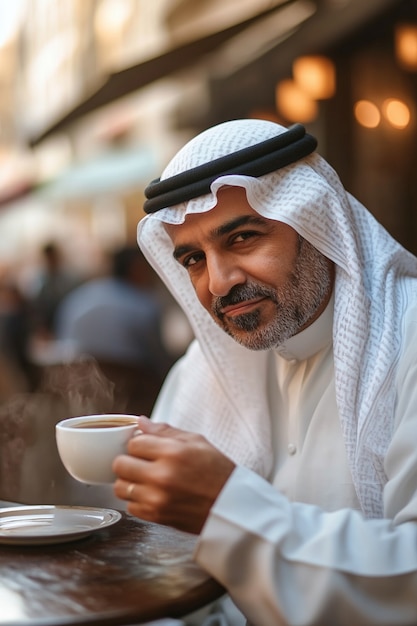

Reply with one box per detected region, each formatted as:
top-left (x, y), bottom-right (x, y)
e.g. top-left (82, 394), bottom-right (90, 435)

top-left (0, 0), bottom-right (416, 504)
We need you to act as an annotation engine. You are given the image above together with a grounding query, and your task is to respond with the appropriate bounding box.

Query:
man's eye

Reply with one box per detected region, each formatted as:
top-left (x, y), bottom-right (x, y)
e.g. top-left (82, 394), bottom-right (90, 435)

top-left (183, 252), bottom-right (204, 268)
top-left (233, 230), bottom-right (258, 242)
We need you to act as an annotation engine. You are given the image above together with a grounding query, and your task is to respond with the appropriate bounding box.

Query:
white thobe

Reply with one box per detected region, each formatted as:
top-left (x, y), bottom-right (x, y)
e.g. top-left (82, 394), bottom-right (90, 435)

top-left (192, 303), bottom-right (417, 625)
top-left (151, 296), bottom-right (417, 625)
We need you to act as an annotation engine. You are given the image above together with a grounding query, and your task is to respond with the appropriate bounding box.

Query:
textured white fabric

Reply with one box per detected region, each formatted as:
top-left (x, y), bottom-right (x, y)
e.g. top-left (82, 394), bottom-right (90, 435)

top-left (194, 302), bottom-right (417, 623)
top-left (154, 301), bottom-right (417, 624)
top-left (137, 118), bottom-right (417, 518)
top-left (270, 296), bottom-right (361, 513)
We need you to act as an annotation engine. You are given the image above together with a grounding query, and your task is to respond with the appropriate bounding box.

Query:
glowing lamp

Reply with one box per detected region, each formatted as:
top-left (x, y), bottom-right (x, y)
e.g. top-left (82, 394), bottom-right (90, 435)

top-left (354, 100), bottom-right (380, 129)
top-left (293, 55), bottom-right (336, 100)
top-left (276, 79), bottom-right (318, 123)
top-left (382, 99), bottom-right (410, 129)
top-left (395, 24), bottom-right (417, 71)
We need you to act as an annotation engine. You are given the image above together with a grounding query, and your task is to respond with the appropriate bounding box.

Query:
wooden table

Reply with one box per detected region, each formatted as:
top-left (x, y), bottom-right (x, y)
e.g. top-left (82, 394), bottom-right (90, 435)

top-left (0, 511), bottom-right (225, 625)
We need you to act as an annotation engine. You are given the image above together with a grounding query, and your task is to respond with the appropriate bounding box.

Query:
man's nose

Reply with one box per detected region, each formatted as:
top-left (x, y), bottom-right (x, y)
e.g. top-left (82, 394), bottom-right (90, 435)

top-left (206, 254), bottom-right (245, 296)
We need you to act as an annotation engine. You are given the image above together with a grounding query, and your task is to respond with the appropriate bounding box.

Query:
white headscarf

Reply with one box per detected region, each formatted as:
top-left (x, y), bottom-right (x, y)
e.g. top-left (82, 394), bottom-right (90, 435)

top-left (138, 119), bottom-right (417, 518)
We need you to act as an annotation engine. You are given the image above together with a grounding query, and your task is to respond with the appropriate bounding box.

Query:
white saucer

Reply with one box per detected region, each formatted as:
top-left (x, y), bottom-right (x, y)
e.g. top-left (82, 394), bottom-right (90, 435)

top-left (0, 505), bottom-right (121, 545)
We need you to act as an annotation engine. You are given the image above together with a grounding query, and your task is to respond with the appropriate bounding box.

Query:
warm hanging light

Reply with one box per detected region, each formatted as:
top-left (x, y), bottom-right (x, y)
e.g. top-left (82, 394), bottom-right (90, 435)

top-left (276, 79), bottom-right (318, 123)
top-left (292, 55), bottom-right (336, 99)
top-left (354, 100), bottom-right (380, 129)
top-left (382, 99), bottom-right (411, 129)
top-left (395, 23), bottom-right (417, 71)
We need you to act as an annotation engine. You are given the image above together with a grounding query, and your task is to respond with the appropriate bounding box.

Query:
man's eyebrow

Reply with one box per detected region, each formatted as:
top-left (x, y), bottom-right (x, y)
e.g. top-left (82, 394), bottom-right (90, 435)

top-left (172, 214), bottom-right (267, 261)
top-left (173, 244), bottom-right (193, 261)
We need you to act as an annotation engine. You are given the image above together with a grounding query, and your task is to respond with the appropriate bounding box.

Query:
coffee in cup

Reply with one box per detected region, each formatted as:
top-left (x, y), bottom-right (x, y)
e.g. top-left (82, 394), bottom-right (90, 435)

top-left (56, 414), bottom-right (140, 484)
top-left (72, 418), bottom-right (138, 429)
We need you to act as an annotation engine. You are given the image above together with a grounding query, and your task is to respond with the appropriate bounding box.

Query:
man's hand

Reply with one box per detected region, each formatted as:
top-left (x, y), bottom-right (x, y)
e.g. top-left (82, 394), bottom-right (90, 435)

top-left (112, 416), bottom-right (236, 534)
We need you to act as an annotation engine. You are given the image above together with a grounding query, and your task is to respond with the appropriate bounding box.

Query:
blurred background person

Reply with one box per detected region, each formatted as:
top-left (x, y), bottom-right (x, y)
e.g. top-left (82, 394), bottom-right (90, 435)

top-left (0, 275), bottom-right (34, 400)
top-left (28, 241), bottom-right (81, 341)
top-left (55, 245), bottom-right (173, 416)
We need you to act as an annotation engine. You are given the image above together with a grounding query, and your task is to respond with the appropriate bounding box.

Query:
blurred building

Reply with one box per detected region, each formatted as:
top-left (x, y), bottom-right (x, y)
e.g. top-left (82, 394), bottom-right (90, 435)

top-left (0, 0), bottom-right (181, 277)
top-left (0, 0), bottom-right (416, 271)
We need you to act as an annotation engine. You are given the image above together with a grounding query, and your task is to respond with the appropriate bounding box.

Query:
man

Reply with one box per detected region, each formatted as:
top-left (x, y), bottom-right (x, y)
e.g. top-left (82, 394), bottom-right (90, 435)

top-left (113, 119), bottom-right (417, 625)
top-left (30, 241), bottom-right (80, 339)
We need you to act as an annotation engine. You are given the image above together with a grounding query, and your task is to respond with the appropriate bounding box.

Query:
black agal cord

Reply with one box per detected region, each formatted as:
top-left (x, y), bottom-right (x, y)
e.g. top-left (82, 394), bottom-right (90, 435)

top-left (143, 123), bottom-right (317, 214)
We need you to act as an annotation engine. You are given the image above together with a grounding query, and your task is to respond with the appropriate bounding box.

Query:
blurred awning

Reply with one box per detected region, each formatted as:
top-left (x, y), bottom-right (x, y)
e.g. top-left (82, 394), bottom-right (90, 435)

top-left (0, 181), bottom-right (34, 209)
top-left (38, 147), bottom-right (155, 199)
top-left (28, 0), bottom-right (302, 147)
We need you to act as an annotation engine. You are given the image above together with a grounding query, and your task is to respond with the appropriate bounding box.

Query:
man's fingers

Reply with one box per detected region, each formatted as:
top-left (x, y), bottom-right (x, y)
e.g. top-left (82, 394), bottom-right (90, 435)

top-left (113, 453), bottom-right (148, 482)
top-left (136, 416), bottom-right (186, 439)
top-left (126, 431), bottom-right (181, 459)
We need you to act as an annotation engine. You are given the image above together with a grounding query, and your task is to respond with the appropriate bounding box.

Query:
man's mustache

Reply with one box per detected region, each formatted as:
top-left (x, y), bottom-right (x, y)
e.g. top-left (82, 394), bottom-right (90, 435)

top-left (212, 283), bottom-right (277, 317)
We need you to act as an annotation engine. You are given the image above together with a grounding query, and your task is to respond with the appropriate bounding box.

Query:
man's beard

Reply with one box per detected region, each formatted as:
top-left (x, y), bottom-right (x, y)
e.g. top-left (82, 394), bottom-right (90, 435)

top-left (211, 237), bottom-right (332, 350)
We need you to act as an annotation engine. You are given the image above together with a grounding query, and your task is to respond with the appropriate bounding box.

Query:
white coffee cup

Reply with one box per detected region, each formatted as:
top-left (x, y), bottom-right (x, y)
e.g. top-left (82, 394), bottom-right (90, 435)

top-left (56, 414), bottom-right (141, 484)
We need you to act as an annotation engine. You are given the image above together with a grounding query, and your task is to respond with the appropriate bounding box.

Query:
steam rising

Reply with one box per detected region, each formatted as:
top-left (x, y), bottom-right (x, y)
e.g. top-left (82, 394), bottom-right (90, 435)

top-left (0, 358), bottom-right (125, 508)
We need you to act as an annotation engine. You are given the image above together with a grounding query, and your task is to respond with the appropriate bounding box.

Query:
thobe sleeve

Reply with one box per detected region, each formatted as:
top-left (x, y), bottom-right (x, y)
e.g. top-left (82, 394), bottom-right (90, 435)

top-left (195, 463), bottom-right (417, 625)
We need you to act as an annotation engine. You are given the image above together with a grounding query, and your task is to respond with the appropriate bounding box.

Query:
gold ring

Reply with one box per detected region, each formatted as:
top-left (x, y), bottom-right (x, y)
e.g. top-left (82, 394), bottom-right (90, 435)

top-left (126, 483), bottom-right (135, 498)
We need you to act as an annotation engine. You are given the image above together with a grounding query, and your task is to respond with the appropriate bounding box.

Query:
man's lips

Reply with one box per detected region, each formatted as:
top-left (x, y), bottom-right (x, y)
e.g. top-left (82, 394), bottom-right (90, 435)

top-left (219, 297), bottom-right (267, 317)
